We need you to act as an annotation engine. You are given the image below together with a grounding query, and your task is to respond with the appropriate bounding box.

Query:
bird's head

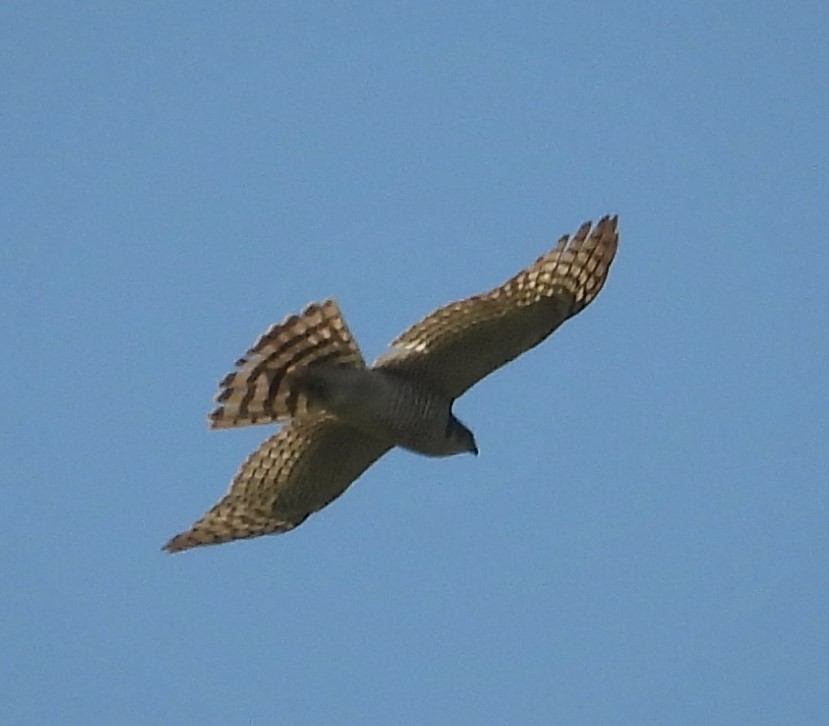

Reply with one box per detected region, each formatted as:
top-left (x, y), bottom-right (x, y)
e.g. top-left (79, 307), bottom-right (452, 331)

top-left (446, 414), bottom-right (478, 456)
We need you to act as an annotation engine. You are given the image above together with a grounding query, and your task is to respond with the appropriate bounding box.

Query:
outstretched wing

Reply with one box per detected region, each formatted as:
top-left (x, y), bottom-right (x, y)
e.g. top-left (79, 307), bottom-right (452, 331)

top-left (209, 299), bottom-right (364, 429)
top-left (164, 413), bottom-right (392, 553)
top-left (375, 216), bottom-right (618, 398)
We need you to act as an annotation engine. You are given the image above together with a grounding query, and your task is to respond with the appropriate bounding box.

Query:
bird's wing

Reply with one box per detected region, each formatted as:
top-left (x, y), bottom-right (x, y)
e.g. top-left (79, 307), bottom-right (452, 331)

top-left (163, 413), bottom-right (392, 553)
top-left (374, 216), bottom-right (619, 399)
top-left (209, 299), bottom-right (364, 429)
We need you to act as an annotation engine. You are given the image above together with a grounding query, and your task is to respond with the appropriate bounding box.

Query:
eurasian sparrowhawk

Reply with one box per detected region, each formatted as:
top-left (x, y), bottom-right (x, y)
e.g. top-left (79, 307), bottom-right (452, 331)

top-left (164, 216), bottom-right (619, 553)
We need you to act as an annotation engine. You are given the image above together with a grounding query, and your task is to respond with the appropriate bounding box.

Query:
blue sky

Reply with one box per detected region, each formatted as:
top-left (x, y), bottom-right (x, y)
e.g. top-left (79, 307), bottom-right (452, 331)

top-left (2, 2), bottom-right (827, 724)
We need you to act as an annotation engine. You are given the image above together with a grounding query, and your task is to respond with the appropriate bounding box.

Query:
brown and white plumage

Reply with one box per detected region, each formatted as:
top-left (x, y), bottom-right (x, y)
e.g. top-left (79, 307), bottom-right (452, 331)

top-left (208, 300), bottom-right (365, 428)
top-left (374, 216), bottom-right (618, 397)
top-left (164, 215), bottom-right (619, 553)
top-left (163, 413), bottom-right (391, 552)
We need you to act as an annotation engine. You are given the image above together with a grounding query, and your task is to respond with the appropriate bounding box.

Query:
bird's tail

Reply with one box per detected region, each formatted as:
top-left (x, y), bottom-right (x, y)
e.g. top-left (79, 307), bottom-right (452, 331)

top-left (208, 299), bottom-right (365, 428)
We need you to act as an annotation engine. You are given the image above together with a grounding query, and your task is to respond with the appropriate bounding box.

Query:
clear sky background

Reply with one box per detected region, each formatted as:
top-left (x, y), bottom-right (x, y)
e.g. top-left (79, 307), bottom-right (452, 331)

top-left (2, 3), bottom-right (827, 724)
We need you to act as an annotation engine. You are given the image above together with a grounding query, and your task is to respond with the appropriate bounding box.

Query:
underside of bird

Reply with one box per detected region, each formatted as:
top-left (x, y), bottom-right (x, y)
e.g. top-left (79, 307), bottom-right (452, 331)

top-left (163, 215), bottom-right (619, 553)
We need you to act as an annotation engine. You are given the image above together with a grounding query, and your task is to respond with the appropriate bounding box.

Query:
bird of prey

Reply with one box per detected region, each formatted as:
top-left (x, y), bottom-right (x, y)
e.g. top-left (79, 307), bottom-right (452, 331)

top-left (164, 215), bottom-right (619, 553)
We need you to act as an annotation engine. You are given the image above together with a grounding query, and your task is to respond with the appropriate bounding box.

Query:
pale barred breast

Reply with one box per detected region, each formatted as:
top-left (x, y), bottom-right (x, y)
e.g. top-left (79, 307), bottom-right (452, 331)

top-left (365, 371), bottom-right (454, 455)
top-left (307, 366), bottom-right (453, 455)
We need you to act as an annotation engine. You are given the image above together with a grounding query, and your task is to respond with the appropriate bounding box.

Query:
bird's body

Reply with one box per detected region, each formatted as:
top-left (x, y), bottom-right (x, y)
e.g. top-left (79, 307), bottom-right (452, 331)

top-left (164, 215), bottom-right (619, 553)
top-left (289, 365), bottom-right (473, 457)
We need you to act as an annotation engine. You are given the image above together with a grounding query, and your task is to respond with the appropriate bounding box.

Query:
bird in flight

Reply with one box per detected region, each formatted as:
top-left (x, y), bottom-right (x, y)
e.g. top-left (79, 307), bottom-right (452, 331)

top-left (164, 215), bottom-right (619, 553)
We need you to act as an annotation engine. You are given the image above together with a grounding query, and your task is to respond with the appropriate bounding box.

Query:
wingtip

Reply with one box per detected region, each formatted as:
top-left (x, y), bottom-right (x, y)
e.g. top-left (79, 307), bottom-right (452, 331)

top-left (161, 536), bottom-right (187, 554)
top-left (161, 529), bottom-right (214, 554)
top-left (594, 213), bottom-right (619, 228)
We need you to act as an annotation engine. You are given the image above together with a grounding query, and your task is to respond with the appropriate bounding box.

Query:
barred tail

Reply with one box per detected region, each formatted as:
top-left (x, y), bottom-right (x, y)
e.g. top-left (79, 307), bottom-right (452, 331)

top-left (208, 299), bottom-right (365, 429)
